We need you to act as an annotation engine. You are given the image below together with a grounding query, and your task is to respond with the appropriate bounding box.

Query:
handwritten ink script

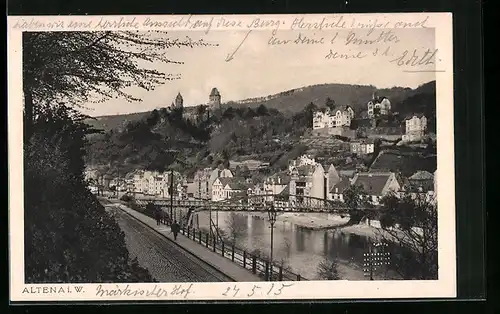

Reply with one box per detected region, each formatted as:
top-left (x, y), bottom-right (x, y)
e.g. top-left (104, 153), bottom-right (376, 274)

top-left (221, 283), bottom-right (294, 298)
top-left (10, 15), bottom-right (440, 68)
top-left (11, 15), bottom-right (430, 32)
top-left (95, 284), bottom-right (194, 299)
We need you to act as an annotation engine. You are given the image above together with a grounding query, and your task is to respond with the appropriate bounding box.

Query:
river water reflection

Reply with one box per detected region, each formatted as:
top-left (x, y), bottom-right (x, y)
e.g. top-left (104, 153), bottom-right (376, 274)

top-left (179, 210), bottom-right (401, 280)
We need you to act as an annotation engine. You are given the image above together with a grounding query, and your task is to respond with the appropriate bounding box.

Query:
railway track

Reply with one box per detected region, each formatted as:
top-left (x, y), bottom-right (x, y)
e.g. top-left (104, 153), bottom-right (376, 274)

top-left (108, 205), bottom-right (233, 283)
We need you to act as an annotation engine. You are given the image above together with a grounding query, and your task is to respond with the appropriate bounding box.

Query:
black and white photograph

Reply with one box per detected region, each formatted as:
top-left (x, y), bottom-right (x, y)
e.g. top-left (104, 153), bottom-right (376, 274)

top-left (9, 13), bottom-right (456, 301)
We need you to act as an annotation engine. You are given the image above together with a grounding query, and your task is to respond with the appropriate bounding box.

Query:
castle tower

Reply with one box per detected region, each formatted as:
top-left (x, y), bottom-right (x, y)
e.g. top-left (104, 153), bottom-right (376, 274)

top-left (174, 92), bottom-right (183, 109)
top-left (209, 88), bottom-right (221, 108)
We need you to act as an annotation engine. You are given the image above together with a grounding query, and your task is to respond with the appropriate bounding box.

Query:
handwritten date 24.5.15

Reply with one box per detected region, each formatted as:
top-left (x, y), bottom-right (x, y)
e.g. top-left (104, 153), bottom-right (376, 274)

top-left (221, 283), bottom-right (294, 298)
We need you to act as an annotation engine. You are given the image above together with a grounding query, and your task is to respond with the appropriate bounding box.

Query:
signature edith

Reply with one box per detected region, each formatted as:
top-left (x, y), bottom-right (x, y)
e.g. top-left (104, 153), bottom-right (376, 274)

top-left (390, 48), bottom-right (438, 67)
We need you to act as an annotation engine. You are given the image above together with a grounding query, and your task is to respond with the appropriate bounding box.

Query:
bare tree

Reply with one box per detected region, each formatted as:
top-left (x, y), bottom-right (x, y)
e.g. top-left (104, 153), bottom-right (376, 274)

top-left (377, 191), bottom-right (438, 280)
top-left (343, 184), bottom-right (372, 224)
top-left (316, 256), bottom-right (341, 280)
top-left (225, 212), bottom-right (247, 246)
top-left (22, 31), bottom-right (192, 136)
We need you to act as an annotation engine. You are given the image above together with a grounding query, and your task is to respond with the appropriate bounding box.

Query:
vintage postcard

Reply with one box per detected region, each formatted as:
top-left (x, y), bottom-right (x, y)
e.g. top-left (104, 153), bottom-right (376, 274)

top-left (8, 13), bottom-right (456, 302)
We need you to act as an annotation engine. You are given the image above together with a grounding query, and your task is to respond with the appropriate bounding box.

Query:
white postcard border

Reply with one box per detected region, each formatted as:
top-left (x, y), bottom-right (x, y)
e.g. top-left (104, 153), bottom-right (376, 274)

top-left (8, 12), bottom-right (456, 302)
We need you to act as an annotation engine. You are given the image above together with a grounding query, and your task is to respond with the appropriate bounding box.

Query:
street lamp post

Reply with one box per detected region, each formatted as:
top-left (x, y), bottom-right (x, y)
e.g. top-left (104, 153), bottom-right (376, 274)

top-left (267, 203), bottom-right (278, 281)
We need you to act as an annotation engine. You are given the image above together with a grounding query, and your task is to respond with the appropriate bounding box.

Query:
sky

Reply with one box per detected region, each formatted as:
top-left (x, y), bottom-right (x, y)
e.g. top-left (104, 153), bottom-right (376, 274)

top-left (81, 27), bottom-right (436, 117)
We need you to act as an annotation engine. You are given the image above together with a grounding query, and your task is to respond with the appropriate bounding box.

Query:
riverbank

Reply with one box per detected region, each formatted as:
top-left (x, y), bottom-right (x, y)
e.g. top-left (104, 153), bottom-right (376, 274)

top-left (336, 224), bottom-right (382, 239)
top-left (334, 224), bottom-right (407, 243)
top-left (247, 212), bottom-right (350, 230)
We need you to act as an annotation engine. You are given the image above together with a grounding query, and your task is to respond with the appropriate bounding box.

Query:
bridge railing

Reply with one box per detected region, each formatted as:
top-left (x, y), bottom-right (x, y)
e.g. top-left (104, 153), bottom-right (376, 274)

top-left (126, 199), bottom-right (306, 281)
top-left (178, 224), bottom-right (306, 281)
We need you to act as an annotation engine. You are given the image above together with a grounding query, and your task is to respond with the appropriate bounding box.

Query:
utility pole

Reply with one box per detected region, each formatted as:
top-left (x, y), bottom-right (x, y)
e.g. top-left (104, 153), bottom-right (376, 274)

top-left (363, 241), bottom-right (390, 280)
top-left (170, 170), bottom-right (174, 222)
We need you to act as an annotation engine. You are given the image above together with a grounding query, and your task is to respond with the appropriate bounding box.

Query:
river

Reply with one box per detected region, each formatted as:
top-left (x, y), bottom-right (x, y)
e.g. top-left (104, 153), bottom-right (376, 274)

top-left (175, 209), bottom-right (403, 280)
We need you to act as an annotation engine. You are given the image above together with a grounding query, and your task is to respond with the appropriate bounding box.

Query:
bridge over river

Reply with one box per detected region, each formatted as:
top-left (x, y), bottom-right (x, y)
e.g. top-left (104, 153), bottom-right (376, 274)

top-left (134, 194), bottom-right (379, 213)
top-left (126, 195), bottom-right (402, 280)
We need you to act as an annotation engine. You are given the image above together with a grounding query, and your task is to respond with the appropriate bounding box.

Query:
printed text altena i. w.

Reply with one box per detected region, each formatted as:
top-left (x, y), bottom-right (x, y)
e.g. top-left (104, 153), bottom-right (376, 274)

top-left (22, 286), bottom-right (84, 294)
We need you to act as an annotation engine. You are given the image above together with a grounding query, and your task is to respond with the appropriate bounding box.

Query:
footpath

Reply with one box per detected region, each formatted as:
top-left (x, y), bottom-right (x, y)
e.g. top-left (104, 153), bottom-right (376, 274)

top-left (113, 202), bottom-right (263, 282)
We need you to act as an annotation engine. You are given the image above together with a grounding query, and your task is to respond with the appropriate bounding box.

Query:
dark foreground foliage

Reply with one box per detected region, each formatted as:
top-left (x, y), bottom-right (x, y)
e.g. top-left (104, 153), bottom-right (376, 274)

top-left (24, 105), bottom-right (155, 283)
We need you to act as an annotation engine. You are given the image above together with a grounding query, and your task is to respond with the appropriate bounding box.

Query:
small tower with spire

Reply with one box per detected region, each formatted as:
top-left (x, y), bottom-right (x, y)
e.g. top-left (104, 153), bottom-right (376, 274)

top-left (174, 92), bottom-right (184, 109)
top-left (208, 88), bottom-right (221, 108)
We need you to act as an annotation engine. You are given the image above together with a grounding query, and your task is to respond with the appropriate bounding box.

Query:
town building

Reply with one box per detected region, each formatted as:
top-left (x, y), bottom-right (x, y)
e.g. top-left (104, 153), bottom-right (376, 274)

top-left (162, 170), bottom-right (184, 197)
top-left (288, 162), bottom-right (342, 204)
top-left (367, 93), bottom-right (391, 118)
top-left (211, 177), bottom-right (249, 201)
top-left (312, 105), bottom-right (354, 130)
top-left (328, 177), bottom-right (351, 202)
top-left (350, 139), bottom-right (376, 155)
top-left (288, 165), bottom-right (314, 204)
top-left (310, 164), bottom-right (329, 200)
top-left (84, 168), bottom-right (100, 182)
top-left (402, 113), bottom-right (427, 142)
top-left (351, 172), bottom-right (401, 205)
top-left (209, 87), bottom-right (221, 108)
top-left (327, 164), bottom-right (341, 188)
top-left (133, 170), bottom-right (144, 193)
top-left (124, 173), bottom-right (135, 193)
top-left (144, 171), bottom-right (162, 196)
top-left (263, 173), bottom-right (290, 195)
top-left (288, 154), bottom-right (317, 171)
top-left (193, 168), bottom-right (213, 199)
top-left (405, 170), bottom-right (436, 202)
top-left (194, 167), bottom-right (233, 200)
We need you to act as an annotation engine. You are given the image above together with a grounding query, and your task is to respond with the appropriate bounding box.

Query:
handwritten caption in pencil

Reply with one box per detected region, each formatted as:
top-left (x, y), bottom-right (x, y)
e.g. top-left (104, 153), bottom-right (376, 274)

top-left (92, 282), bottom-right (295, 299)
top-left (11, 15), bottom-right (439, 67)
top-left (221, 282), bottom-right (294, 298)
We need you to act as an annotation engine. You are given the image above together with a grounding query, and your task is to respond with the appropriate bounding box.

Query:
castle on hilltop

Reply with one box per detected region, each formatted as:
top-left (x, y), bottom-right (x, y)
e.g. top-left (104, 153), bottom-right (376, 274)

top-left (171, 92), bottom-right (184, 110)
top-left (209, 87), bottom-right (221, 108)
top-left (169, 87), bottom-right (222, 111)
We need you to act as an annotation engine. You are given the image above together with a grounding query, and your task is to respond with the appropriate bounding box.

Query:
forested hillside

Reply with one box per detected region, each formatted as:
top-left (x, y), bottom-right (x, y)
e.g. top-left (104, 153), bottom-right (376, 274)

top-left (85, 80), bottom-right (436, 178)
top-left (86, 81), bottom-right (436, 132)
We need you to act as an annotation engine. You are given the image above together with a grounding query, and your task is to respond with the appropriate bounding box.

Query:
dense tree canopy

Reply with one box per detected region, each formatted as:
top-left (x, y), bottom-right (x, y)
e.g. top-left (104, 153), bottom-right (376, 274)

top-left (21, 31), bottom-right (190, 282)
top-left (23, 31), bottom-right (184, 107)
top-left (24, 105), bottom-right (155, 283)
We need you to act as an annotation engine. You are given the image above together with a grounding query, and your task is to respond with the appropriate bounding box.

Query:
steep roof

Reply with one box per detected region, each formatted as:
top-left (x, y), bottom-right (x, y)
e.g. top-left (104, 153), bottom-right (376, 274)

top-left (215, 177), bottom-right (233, 187)
top-left (296, 165), bottom-right (315, 177)
top-left (279, 184), bottom-right (290, 195)
top-left (266, 173), bottom-right (291, 185)
top-left (352, 172), bottom-right (394, 196)
top-left (124, 172), bottom-right (135, 179)
top-left (404, 113), bottom-right (426, 120)
top-left (409, 170), bottom-right (434, 180)
top-left (329, 177), bottom-right (351, 193)
top-left (405, 180), bottom-right (434, 192)
top-left (226, 178), bottom-right (250, 190)
top-left (371, 96), bottom-right (389, 104)
top-left (210, 87), bottom-right (220, 96)
top-left (351, 138), bottom-right (375, 144)
top-left (331, 105), bottom-right (352, 112)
